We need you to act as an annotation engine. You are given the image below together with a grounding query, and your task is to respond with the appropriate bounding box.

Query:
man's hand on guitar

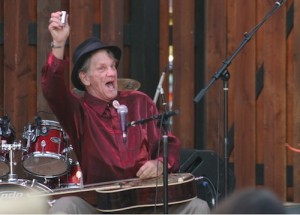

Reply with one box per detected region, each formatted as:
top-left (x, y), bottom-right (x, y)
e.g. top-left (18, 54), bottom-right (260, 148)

top-left (136, 160), bottom-right (163, 179)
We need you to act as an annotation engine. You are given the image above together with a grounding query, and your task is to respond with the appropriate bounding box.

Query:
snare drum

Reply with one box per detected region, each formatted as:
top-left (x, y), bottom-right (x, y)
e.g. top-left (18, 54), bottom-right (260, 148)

top-left (22, 120), bottom-right (69, 178)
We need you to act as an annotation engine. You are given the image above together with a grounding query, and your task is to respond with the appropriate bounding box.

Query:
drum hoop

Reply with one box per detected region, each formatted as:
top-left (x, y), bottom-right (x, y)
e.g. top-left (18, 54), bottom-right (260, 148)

top-left (24, 120), bottom-right (63, 133)
top-left (22, 156), bottom-right (70, 178)
top-left (40, 120), bottom-right (63, 132)
top-left (0, 179), bottom-right (52, 193)
top-left (40, 120), bottom-right (61, 126)
top-left (59, 183), bottom-right (83, 188)
top-left (28, 152), bottom-right (67, 160)
top-left (39, 126), bottom-right (64, 132)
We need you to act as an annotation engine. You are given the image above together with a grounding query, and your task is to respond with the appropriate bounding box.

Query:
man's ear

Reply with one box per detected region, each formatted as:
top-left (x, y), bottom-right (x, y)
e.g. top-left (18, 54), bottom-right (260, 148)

top-left (79, 71), bottom-right (90, 86)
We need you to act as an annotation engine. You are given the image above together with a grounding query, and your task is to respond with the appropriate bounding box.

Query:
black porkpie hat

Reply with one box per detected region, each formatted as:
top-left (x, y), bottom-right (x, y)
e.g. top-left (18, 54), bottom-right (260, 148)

top-left (71, 37), bottom-right (121, 91)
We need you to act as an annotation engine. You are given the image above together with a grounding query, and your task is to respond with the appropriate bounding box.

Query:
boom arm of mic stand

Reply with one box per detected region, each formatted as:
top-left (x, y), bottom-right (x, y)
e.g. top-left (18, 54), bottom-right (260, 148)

top-left (127, 117), bottom-right (154, 127)
top-left (193, 0), bottom-right (286, 199)
top-left (127, 110), bottom-right (180, 128)
top-left (194, 0), bottom-right (285, 103)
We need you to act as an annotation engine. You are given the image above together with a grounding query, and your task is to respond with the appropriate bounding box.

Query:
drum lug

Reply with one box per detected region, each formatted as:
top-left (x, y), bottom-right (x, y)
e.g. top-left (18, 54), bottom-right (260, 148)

top-left (8, 174), bottom-right (18, 183)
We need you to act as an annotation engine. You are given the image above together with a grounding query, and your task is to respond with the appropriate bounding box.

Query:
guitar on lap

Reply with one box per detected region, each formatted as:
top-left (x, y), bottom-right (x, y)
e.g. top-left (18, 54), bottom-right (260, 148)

top-left (36, 173), bottom-right (197, 212)
top-left (95, 172), bottom-right (197, 212)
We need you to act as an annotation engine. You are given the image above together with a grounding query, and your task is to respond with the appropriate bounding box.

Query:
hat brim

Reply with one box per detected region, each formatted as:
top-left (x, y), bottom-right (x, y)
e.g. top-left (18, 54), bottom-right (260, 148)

top-left (71, 44), bottom-right (121, 91)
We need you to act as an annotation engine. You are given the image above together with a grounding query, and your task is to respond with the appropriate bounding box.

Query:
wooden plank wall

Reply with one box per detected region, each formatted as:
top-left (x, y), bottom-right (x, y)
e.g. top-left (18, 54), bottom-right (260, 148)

top-left (0, 0), bottom-right (299, 203)
top-left (203, 0), bottom-right (296, 202)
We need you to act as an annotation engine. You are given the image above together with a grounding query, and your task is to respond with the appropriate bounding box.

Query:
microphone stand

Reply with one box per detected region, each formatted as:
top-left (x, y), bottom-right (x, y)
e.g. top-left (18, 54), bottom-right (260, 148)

top-left (153, 66), bottom-right (168, 213)
top-left (193, 0), bottom-right (286, 198)
top-left (158, 86), bottom-right (169, 214)
top-left (127, 108), bottom-right (179, 214)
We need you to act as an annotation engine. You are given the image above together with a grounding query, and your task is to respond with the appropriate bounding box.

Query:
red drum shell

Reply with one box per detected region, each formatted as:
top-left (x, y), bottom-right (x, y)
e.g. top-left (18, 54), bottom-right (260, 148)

top-left (22, 120), bottom-right (69, 178)
top-left (59, 161), bottom-right (83, 188)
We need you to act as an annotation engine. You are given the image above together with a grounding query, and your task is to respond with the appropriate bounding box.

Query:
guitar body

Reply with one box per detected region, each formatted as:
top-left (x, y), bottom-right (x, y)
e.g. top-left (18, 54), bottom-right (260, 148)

top-left (96, 173), bottom-right (197, 212)
top-left (37, 173), bottom-right (197, 212)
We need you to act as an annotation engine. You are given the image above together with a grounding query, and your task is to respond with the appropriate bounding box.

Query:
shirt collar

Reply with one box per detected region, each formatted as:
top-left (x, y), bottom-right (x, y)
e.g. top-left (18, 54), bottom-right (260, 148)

top-left (82, 91), bottom-right (122, 114)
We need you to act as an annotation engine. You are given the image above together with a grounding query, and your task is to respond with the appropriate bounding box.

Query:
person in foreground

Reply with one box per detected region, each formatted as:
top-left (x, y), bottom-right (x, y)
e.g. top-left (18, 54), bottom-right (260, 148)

top-left (42, 11), bottom-right (210, 214)
top-left (212, 187), bottom-right (286, 214)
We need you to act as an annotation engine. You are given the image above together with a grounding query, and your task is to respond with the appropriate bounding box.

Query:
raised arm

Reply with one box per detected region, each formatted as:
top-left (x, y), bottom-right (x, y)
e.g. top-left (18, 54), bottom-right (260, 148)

top-left (48, 11), bottom-right (70, 59)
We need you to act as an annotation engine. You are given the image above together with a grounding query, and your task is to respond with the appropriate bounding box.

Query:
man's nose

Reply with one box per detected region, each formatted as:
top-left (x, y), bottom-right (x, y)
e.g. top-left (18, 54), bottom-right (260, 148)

top-left (107, 67), bottom-right (117, 76)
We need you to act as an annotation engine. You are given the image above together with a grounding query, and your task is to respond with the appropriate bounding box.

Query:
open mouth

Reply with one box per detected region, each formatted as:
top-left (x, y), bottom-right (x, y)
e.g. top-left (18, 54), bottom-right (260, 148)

top-left (105, 81), bottom-right (115, 89)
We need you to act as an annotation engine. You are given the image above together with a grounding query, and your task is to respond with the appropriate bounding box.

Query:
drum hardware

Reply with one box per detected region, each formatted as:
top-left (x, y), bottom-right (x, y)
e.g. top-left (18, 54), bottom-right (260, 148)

top-left (34, 115), bottom-right (42, 126)
top-left (0, 140), bottom-right (23, 182)
top-left (1, 140), bottom-right (22, 151)
top-left (38, 177), bottom-right (58, 190)
top-left (8, 142), bottom-right (21, 182)
top-left (0, 115), bottom-right (16, 146)
top-left (0, 140), bottom-right (22, 180)
top-left (0, 115), bottom-right (14, 143)
top-left (23, 124), bottom-right (38, 147)
top-left (62, 144), bottom-right (73, 154)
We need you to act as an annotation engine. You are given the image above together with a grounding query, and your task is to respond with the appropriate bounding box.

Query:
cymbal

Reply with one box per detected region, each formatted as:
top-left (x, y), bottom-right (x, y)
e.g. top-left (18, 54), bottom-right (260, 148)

top-left (118, 78), bottom-right (141, 91)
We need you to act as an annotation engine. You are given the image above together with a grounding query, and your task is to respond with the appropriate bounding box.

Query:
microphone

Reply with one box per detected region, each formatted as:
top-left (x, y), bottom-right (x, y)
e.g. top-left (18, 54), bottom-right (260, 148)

top-left (153, 68), bottom-right (166, 104)
top-left (117, 105), bottom-right (128, 143)
top-left (276, 0), bottom-right (286, 6)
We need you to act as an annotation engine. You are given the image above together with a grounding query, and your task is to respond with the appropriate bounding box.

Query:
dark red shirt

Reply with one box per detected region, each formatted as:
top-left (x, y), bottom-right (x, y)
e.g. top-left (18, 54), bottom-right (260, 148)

top-left (41, 53), bottom-right (181, 184)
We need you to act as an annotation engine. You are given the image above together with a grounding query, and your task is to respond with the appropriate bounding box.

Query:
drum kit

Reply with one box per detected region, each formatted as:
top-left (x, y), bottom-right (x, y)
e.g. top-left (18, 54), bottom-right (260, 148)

top-left (0, 115), bottom-right (83, 197)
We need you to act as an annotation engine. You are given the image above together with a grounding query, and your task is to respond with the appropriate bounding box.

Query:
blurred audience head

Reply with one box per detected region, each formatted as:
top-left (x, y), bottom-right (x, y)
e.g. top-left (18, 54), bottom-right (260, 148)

top-left (213, 187), bottom-right (286, 214)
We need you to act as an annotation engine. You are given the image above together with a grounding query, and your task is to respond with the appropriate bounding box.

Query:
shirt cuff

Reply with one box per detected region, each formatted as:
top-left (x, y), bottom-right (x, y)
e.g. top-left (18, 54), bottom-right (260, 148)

top-left (47, 52), bottom-right (68, 69)
top-left (47, 52), bottom-right (69, 71)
